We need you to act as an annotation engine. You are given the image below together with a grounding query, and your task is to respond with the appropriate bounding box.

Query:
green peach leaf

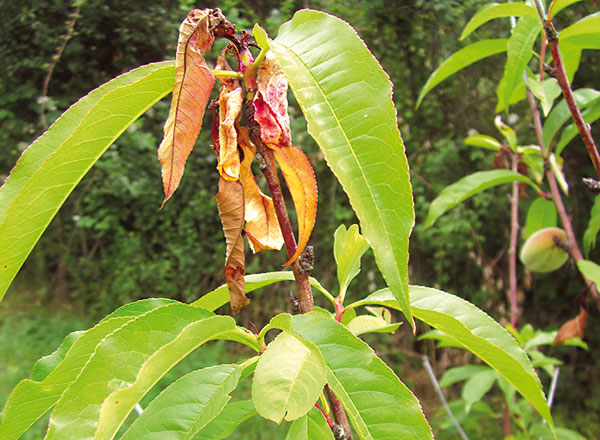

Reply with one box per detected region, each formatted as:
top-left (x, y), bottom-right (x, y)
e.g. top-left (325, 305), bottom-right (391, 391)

top-left (334, 224), bottom-right (370, 296)
top-left (584, 196), bottom-right (600, 257)
top-left (460, 2), bottom-right (536, 40)
top-left (284, 407), bottom-right (334, 440)
top-left (271, 10), bottom-right (415, 327)
top-left (349, 286), bottom-right (554, 430)
top-left (0, 61), bottom-right (175, 302)
top-left (524, 198), bottom-right (558, 240)
top-left (121, 364), bottom-right (242, 439)
top-left (192, 400), bottom-right (256, 440)
top-left (252, 332), bottom-right (327, 423)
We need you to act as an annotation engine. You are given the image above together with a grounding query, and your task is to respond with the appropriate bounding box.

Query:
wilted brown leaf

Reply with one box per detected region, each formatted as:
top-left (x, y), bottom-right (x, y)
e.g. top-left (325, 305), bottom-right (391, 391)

top-left (553, 307), bottom-right (587, 345)
top-left (252, 52), bottom-right (291, 148)
top-left (216, 177), bottom-right (249, 314)
top-left (217, 86), bottom-right (244, 181)
top-left (237, 127), bottom-right (284, 252)
top-left (274, 146), bottom-right (318, 265)
top-left (158, 9), bottom-right (216, 206)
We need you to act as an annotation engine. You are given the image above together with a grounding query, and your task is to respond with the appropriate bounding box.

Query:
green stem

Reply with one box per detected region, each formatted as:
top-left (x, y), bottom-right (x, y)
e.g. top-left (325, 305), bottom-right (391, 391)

top-left (211, 70), bottom-right (243, 79)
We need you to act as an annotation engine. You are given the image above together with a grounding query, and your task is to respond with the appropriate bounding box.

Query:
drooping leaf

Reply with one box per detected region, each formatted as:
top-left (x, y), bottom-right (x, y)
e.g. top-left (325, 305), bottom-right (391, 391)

top-left (217, 86), bottom-right (244, 181)
top-left (267, 11), bottom-right (416, 327)
top-left (45, 303), bottom-right (251, 440)
top-left (551, 0), bottom-right (585, 17)
top-left (460, 2), bottom-right (536, 40)
top-left (424, 170), bottom-right (539, 229)
top-left (284, 406), bottom-right (335, 440)
top-left (417, 39), bottom-right (508, 107)
top-left (577, 259), bottom-right (600, 287)
top-left (348, 286), bottom-right (554, 429)
top-left (237, 127), bottom-right (283, 252)
top-left (252, 332), bottom-right (327, 423)
top-left (497, 15), bottom-right (541, 113)
top-left (584, 196), bottom-right (600, 257)
top-left (216, 177), bottom-right (249, 314)
top-left (158, 9), bottom-right (218, 205)
top-left (334, 224), bottom-right (370, 296)
top-left (0, 299), bottom-right (173, 440)
top-left (553, 307), bottom-right (588, 345)
top-left (0, 62), bottom-right (174, 303)
top-left (542, 88), bottom-right (600, 149)
top-left (524, 198), bottom-right (558, 240)
top-left (274, 146), bottom-right (318, 266)
top-left (527, 71), bottom-right (561, 117)
top-left (192, 400), bottom-right (257, 440)
top-left (121, 364), bottom-right (242, 439)
top-left (549, 153), bottom-right (569, 195)
top-left (253, 51), bottom-right (292, 148)
top-left (495, 115), bottom-right (518, 149)
top-left (464, 134), bottom-right (502, 151)
top-left (290, 313), bottom-right (433, 439)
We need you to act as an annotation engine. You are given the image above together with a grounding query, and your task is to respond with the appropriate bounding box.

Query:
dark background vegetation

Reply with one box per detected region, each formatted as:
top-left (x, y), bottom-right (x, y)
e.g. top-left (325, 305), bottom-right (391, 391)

top-left (1, 0), bottom-right (599, 438)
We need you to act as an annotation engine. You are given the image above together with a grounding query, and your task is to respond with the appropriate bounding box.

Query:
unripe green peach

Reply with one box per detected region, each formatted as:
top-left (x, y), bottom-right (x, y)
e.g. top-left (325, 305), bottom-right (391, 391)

top-left (520, 227), bottom-right (569, 273)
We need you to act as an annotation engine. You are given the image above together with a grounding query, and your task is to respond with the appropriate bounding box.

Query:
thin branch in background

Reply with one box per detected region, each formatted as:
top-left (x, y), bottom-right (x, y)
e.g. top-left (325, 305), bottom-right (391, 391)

top-left (422, 356), bottom-right (469, 440)
top-left (40, 5), bottom-right (81, 130)
top-left (524, 83), bottom-right (600, 310)
top-left (508, 153), bottom-right (520, 329)
top-left (547, 367), bottom-right (560, 409)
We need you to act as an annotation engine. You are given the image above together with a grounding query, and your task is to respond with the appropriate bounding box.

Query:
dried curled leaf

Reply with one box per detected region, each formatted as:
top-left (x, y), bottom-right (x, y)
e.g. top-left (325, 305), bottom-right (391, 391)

top-left (217, 86), bottom-right (244, 181)
top-left (238, 127), bottom-right (284, 252)
top-left (252, 52), bottom-right (292, 148)
top-left (274, 146), bottom-right (318, 265)
top-left (158, 9), bottom-right (217, 206)
top-left (553, 307), bottom-right (587, 345)
top-left (216, 177), bottom-right (249, 314)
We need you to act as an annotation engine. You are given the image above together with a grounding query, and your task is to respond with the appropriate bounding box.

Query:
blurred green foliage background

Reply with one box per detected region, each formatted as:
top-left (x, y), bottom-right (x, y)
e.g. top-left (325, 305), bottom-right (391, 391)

top-left (1, 0), bottom-right (599, 438)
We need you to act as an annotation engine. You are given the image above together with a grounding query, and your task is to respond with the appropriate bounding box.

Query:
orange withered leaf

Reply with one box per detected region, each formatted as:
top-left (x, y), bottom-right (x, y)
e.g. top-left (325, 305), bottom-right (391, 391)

top-left (217, 86), bottom-right (244, 181)
top-left (553, 307), bottom-right (587, 345)
top-left (274, 146), bottom-right (318, 265)
top-left (252, 52), bottom-right (292, 148)
top-left (216, 177), bottom-right (250, 315)
top-left (158, 9), bottom-right (216, 206)
top-left (237, 127), bottom-right (284, 252)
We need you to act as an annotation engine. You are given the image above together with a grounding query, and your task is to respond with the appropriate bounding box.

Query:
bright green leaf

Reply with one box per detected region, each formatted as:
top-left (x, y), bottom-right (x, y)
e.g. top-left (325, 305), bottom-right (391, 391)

top-left (424, 170), bottom-right (539, 229)
top-left (551, 0), bottom-right (585, 16)
top-left (192, 400), bottom-right (256, 440)
top-left (349, 286), bottom-right (554, 429)
top-left (584, 196), bottom-right (600, 257)
top-left (0, 298), bottom-right (172, 440)
top-left (460, 2), bottom-right (536, 40)
top-left (464, 134), bottom-right (502, 151)
top-left (549, 154), bottom-right (569, 195)
top-left (121, 365), bottom-right (242, 440)
top-left (284, 407), bottom-right (334, 440)
top-left (527, 71), bottom-right (561, 117)
top-left (334, 224), bottom-right (370, 297)
top-left (542, 88), bottom-right (600, 149)
top-left (495, 115), bottom-right (518, 149)
top-left (462, 369), bottom-right (497, 413)
top-left (556, 99), bottom-right (600, 156)
top-left (439, 365), bottom-right (491, 388)
top-left (347, 307), bottom-right (400, 336)
top-left (30, 331), bottom-right (84, 382)
top-left (271, 10), bottom-right (415, 327)
top-left (498, 15), bottom-right (541, 113)
top-left (525, 198), bottom-right (558, 240)
top-left (291, 313), bottom-right (433, 440)
top-left (252, 332), bottom-right (327, 423)
top-left (0, 61), bottom-right (175, 302)
top-left (418, 329), bottom-right (466, 349)
top-left (560, 12), bottom-right (600, 49)
top-left (417, 39), bottom-right (508, 107)
top-left (577, 260), bottom-right (600, 287)
top-left (45, 303), bottom-right (251, 440)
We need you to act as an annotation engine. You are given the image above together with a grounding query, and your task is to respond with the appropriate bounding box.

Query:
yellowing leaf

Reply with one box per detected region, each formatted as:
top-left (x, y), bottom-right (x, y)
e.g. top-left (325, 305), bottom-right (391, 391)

top-left (238, 127), bottom-right (284, 252)
top-left (274, 146), bottom-right (318, 266)
top-left (216, 177), bottom-right (249, 314)
top-left (253, 52), bottom-right (292, 148)
top-left (217, 86), bottom-right (244, 181)
top-left (158, 9), bottom-right (216, 206)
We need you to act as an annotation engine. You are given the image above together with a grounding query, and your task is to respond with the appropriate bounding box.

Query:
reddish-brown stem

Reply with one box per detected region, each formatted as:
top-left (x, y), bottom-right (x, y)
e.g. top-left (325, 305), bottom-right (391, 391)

top-left (325, 384), bottom-right (353, 440)
top-left (503, 403), bottom-right (511, 438)
top-left (544, 21), bottom-right (600, 178)
top-left (508, 153), bottom-right (520, 328)
top-left (525, 87), bottom-right (600, 310)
